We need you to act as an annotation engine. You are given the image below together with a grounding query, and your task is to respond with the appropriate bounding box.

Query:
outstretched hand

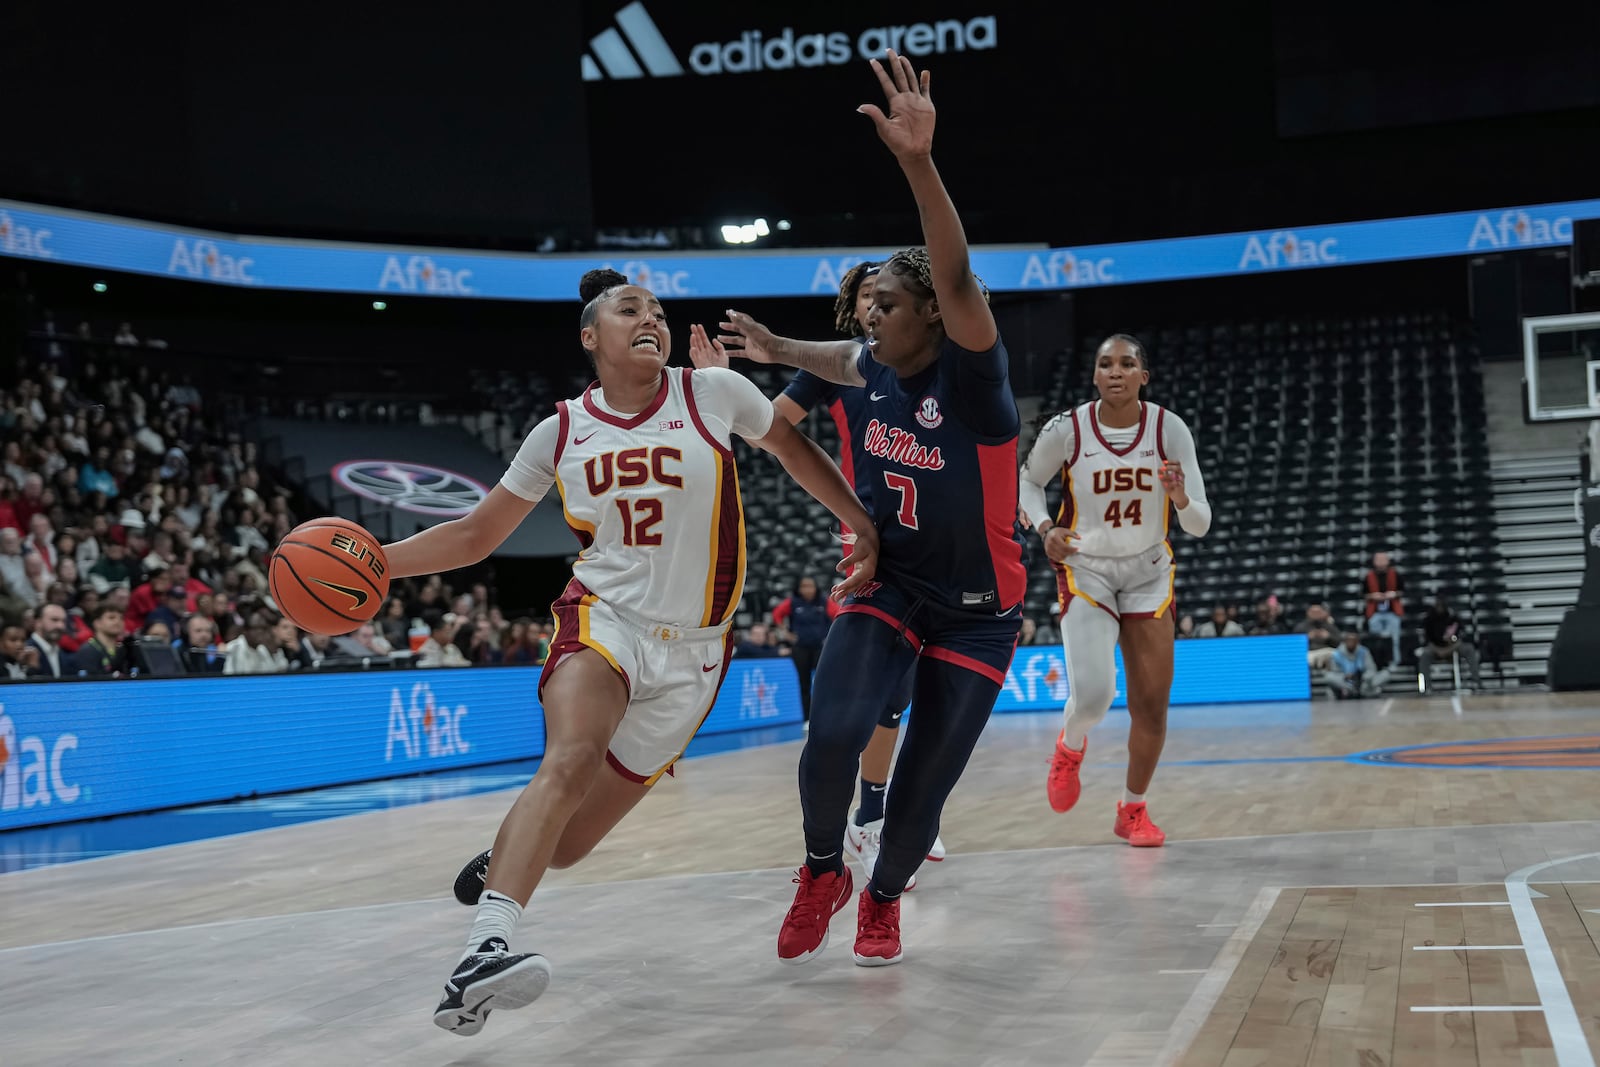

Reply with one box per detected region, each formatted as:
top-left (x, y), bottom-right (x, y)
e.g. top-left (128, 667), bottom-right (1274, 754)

top-left (857, 48), bottom-right (935, 161)
top-left (687, 324), bottom-right (730, 370)
top-left (832, 528), bottom-right (880, 599)
top-left (716, 310), bottom-right (783, 364)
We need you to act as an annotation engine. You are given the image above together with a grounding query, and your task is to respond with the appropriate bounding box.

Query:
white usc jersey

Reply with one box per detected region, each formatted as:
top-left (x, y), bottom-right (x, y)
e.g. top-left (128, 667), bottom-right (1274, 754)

top-left (1020, 400), bottom-right (1211, 559)
top-left (501, 367), bottom-right (773, 631)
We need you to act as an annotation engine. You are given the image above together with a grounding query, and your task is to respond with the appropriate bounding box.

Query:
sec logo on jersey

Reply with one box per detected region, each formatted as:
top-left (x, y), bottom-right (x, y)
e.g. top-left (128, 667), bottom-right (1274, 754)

top-left (915, 396), bottom-right (944, 429)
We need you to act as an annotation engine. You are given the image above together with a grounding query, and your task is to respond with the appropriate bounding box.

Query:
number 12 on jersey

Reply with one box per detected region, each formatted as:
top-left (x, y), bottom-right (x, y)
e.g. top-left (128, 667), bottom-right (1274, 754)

top-left (884, 472), bottom-right (919, 530)
top-left (616, 497), bottom-right (665, 546)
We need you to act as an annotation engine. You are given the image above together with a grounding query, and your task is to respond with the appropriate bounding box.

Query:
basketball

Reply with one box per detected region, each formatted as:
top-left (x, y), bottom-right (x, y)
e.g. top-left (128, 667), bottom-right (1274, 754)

top-left (268, 517), bottom-right (391, 635)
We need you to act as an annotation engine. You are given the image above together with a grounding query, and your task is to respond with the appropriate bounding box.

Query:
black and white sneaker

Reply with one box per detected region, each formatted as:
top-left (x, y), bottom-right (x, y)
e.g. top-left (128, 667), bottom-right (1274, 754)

top-left (432, 937), bottom-right (551, 1036)
top-left (453, 848), bottom-right (493, 906)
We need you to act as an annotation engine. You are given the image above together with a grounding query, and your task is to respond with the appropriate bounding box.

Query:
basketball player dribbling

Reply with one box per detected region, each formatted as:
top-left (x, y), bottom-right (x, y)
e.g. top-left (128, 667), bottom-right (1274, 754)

top-left (1018, 334), bottom-right (1212, 846)
top-left (382, 269), bottom-right (879, 1036)
top-left (688, 259), bottom-right (944, 888)
top-left (712, 49), bottom-right (1027, 966)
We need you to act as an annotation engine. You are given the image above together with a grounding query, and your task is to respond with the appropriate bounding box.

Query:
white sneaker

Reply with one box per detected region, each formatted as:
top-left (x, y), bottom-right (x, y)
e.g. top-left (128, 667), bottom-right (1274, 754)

top-left (844, 813), bottom-right (915, 891)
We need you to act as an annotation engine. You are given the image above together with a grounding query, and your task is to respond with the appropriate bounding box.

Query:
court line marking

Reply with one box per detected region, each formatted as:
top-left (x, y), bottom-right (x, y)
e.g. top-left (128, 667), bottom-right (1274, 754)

top-left (1379, 698), bottom-right (1394, 717)
top-left (1157, 886), bottom-right (1282, 1067)
top-left (1504, 850), bottom-right (1600, 1067)
top-left (1412, 944), bottom-right (1524, 951)
top-left (1415, 901), bottom-right (1510, 907)
top-left (1411, 1005), bottom-right (1544, 1013)
top-left (1452, 694), bottom-right (1464, 718)
top-left (1158, 969), bottom-right (1211, 975)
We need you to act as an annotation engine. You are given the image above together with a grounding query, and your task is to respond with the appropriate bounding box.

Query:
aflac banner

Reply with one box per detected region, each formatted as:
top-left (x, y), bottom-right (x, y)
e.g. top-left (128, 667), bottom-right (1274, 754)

top-left (0, 659), bottom-right (799, 832)
top-left (1, 197), bottom-right (1595, 301)
top-left (994, 634), bottom-right (1311, 713)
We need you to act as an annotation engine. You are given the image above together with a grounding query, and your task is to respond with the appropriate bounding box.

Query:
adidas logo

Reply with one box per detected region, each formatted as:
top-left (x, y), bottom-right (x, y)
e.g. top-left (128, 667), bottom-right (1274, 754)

top-left (582, 3), bottom-right (999, 81)
top-left (582, 2), bottom-right (683, 81)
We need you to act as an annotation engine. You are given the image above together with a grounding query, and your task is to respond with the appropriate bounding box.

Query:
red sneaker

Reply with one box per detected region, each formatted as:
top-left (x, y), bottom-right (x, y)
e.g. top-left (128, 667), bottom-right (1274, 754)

top-left (1047, 733), bottom-right (1086, 813)
top-left (1113, 801), bottom-right (1166, 847)
top-left (777, 866), bottom-right (854, 964)
top-left (853, 890), bottom-right (903, 967)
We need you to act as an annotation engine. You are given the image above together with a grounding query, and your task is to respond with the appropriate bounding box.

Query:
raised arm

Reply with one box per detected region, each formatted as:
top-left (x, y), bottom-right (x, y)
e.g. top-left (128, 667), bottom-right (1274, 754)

top-left (859, 49), bottom-right (996, 353)
top-left (688, 325), bottom-right (839, 423)
top-left (705, 319), bottom-right (866, 387)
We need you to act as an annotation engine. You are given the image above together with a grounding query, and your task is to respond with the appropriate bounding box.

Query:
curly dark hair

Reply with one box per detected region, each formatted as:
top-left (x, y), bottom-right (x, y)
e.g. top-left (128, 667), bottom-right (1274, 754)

top-left (832, 261), bottom-right (879, 337)
top-left (578, 268), bottom-right (631, 326)
top-left (881, 247), bottom-right (991, 311)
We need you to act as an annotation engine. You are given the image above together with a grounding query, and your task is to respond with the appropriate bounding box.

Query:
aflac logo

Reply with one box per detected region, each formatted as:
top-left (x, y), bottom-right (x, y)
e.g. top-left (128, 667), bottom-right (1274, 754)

top-left (0, 211), bottom-right (54, 259)
top-left (1468, 210), bottom-right (1573, 250)
top-left (1019, 249), bottom-right (1116, 288)
top-left (739, 667), bottom-right (781, 721)
top-left (607, 259), bottom-right (692, 296)
top-left (384, 682), bottom-right (470, 761)
top-left (1239, 231), bottom-right (1338, 270)
top-left (378, 255), bottom-right (475, 294)
top-left (1002, 650), bottom-right (1069, 705)
top-left (0, 705), bottom-right (80, 812)
top-left (169, 239), bottom-right (257, 283)
top-left (810, 255), bottom-right (879, 294)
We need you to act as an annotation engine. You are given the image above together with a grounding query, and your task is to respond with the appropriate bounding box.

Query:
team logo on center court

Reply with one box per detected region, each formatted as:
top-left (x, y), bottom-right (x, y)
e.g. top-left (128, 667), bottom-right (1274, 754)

top-left (915, 396), bottom-right (943, 429)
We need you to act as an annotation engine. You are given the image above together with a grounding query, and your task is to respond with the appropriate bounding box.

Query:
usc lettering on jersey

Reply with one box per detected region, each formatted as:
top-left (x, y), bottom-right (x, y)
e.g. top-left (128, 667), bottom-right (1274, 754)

top-left (550, 369), bottom-right (746, 630)
top-left (1056, 402), bottom-right (1172, 558)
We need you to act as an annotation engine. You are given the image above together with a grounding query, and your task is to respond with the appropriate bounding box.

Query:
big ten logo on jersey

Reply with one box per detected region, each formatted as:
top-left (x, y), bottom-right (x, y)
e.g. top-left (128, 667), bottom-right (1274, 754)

top-left (658, 419), bottom-right (685, 431)
top-left (330, 531), bottom-right (386, 582)
top-left (1091, 467), bottom-right (1154, 528)
top-left (0, 706), bottom-right (81, 812)
top-left (384, 683), bottom-right (469, 762)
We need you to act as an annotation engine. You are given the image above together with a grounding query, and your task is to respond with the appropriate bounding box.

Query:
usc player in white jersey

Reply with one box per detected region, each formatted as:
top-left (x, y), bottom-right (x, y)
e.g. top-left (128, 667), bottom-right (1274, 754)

top-left (380, 269), bottom-right (878, 1037)
top-left (1018, 334), bottom-right (1211, 847)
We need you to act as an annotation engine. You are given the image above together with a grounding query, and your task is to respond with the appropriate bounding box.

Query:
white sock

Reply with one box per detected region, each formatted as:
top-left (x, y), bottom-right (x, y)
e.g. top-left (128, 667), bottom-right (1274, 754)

top-left (1124, 789), bottom-right (1145, 805)
top-left (465, 890), bottom-right (522, 957)
top-left (1063, 723), bottom-right (1089, 751)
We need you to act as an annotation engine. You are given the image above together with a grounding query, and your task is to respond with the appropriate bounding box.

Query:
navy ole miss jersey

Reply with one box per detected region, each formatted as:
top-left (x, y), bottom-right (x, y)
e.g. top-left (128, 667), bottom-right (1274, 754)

top-left (850, 334), bottom-right (1027, 613)
top-left (781, 339), bottom-right (876, 512)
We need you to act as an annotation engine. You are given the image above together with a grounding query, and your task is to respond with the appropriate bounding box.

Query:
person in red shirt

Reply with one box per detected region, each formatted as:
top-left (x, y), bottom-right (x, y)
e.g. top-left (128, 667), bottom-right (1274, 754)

top-left (1362, 551), bottom-right (1405, 667)
top-left (125, 566), bottom-right (173, 634)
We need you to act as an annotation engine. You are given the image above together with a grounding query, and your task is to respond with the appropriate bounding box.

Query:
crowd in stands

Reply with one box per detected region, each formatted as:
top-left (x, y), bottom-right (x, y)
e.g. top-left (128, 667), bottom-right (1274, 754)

top-left (0, 322), bottom-right (557, 681)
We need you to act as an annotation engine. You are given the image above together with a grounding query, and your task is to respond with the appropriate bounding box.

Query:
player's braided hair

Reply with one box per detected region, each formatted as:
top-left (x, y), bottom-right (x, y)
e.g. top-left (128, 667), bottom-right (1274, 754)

top-left (578, 268), bottom-right (632, 327)
top-left (882, 247), bottom-right (992, 311)
top-left (832, 261), bottom-right (879, 337)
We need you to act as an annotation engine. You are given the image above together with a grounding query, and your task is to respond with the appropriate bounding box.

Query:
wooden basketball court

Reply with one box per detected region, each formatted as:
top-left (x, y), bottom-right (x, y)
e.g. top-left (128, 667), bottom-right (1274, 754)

top-left (2, 691), bottom-right (1598, 1065)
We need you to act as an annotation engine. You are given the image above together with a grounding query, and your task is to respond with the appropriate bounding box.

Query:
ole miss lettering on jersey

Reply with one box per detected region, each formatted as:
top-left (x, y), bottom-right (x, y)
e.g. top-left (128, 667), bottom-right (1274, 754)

top-left (851, 336), bottom-right (1026, 612)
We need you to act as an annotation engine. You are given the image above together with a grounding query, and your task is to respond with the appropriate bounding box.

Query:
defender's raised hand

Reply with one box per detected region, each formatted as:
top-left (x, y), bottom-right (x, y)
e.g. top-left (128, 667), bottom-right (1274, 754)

top-left (687, 323), bottom-right (730, 370)
top-left (857, 49), bottom-right (935, 162)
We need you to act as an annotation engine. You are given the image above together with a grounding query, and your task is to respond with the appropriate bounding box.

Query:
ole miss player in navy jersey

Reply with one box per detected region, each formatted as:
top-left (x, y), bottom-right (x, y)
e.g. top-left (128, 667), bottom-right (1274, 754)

top-left (711, 50), bottom-right (1026, 968)
top-left (692, 261), bottom-right (947, 885)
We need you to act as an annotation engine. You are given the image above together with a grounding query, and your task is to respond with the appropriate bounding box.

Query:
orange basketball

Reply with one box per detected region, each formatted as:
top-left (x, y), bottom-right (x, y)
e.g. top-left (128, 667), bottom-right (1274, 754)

top-left (268, 518), bottom-right (391, 635)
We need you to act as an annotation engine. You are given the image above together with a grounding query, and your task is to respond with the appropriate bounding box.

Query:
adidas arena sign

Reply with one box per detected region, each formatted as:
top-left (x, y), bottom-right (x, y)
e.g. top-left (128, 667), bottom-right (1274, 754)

top-left (582, 2), bottom-right (998, 81)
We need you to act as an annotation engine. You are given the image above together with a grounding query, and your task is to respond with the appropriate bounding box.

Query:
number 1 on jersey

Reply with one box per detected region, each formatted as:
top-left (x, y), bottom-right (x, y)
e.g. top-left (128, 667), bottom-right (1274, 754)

top-left (884, 472), bottom-right (919, 530)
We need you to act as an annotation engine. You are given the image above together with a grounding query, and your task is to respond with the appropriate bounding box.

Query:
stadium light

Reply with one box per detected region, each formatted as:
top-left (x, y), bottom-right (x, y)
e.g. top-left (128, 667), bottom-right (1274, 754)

top-left (92, 281), bottom-right (108, 293)
top-left (372, 300), bottom-right (387, 311)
